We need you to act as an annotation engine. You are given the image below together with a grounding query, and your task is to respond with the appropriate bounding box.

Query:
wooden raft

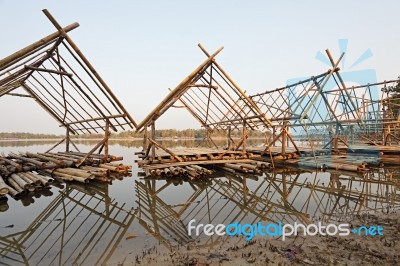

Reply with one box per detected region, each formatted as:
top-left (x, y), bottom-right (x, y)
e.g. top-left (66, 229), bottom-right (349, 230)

top-left (136, 147), bottom-right (272, 179)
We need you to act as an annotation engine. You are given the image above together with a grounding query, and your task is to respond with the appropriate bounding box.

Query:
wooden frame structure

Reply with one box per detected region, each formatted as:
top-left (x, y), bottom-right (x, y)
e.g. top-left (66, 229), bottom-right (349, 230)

top-left (249, 49), bottom-right (400, 156)
top-left (136, 44), bottom-right (271, 163)
top-left (0, 9), bottom-right (136, 159)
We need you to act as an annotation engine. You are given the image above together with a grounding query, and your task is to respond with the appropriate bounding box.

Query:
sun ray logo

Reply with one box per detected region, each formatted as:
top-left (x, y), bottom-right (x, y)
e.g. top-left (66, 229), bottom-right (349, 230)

top-left (285, 39), bottom-right (380, 139)
top-left (287, 39), bottom-right (378, 96)
top-left (312, 39), bottom-right (377, 88)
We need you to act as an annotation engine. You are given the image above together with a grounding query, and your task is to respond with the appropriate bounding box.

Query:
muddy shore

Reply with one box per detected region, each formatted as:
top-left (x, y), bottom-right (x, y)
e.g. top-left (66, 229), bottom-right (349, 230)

top-left (130, 211), bottom-right (400, 266)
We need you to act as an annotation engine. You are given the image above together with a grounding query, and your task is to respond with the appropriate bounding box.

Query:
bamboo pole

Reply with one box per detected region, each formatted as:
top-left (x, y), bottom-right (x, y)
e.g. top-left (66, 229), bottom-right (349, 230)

top-left (147, 138), bottom-right (184, 162)
top-left (55, 168), bottom-right (94, 179)
top-left (7, 177), bottom-right (25, 195)
top-left (42, 9), bottom-right (137, 129)
top-left (10, 174), bottom-right (30, 190)
top-left (0, 157), bottom-right (22, 170)
top-left (135, 46), bottom-right (223, 130)
top-left (0, 177), bottom-right (9, 196)
top-left (0, 23), bottom-right (79, 71)
top-left (169, 166), bottom-right (180, 176)
top-left (5, 184), bottom-right (19, 198)
top-left (25, 172), bottom-right (50, 186)
top-left (26, 152), bottom-right (67, 166)
top-left (19, 172), bottom-right (41, 186)
top-left (198, 43), bottom-right (272, 127)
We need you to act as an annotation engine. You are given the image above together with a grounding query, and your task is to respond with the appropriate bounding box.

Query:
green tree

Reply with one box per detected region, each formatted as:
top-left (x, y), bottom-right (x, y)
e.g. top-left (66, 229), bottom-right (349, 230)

top-left (382, 76), bottom-right (400, 117)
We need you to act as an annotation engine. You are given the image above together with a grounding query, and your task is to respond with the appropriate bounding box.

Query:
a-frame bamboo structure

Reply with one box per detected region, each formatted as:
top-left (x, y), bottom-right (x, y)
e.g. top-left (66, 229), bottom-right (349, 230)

top-left (136, 44), bottom-right (271, 164)
top-left (0, 9), bottom-right (137, 162)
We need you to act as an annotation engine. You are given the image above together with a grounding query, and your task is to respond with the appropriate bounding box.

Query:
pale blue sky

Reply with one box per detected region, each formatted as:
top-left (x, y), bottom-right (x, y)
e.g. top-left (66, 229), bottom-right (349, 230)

top-left (1, 0), bottom-right (399, 133)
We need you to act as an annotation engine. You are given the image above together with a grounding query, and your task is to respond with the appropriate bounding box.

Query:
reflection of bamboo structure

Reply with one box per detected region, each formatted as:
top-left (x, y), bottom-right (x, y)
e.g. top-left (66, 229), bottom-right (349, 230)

top-left (0, 182), bottom-right (135, 265)
top-left (268, 168), bottom-right (400, 222)
top-left (135, 168), bottom-right (400, 249)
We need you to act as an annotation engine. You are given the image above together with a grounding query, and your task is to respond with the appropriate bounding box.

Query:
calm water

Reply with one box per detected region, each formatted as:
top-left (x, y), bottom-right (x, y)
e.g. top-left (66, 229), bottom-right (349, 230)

top-left (0, 140), bottom-right (399, 265)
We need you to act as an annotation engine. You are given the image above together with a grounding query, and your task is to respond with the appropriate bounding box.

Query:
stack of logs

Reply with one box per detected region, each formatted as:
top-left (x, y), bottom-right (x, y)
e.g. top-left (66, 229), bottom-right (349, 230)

top-left (216, 161), bottom-right (272, 175)
top-left (145, 165), bottom-right (213, 179)
top-left (0, 151), bottom-right (131, 201)
top-left (142, 161), bottom-right (272, 179)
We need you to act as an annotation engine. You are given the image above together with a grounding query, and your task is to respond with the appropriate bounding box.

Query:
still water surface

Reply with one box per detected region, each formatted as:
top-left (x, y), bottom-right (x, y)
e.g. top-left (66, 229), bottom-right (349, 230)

top-left (0, 140), bottom-right (399, 265)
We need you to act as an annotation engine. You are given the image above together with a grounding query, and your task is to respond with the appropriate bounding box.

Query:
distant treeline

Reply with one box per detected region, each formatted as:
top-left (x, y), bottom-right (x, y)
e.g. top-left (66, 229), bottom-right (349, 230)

top-left (0, 132), bottom-right (63, 139)
top-left (0, 129), bottom-right (267, 140)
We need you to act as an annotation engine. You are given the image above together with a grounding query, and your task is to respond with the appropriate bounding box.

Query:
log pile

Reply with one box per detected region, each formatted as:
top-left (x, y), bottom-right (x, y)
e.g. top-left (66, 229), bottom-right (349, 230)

top-left (135, 149), bottom-right (262, 166)
top-left (0, 151), bottom-right (131, 201)
top-left (140, 159), bottom-right (272, 179)
top-left (216, 161), bottom-right (272, 175)
top-left (136, 147), bottom-right (273, 178)
top-left (144, 165), bottom-right (214, 179)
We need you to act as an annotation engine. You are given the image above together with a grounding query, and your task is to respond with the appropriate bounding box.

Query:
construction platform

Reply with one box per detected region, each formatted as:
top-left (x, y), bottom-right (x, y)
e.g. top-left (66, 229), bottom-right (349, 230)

top-left (136, 142), bottom-right (400, 179)
top-left (135, 147), bottom-right (272, 179)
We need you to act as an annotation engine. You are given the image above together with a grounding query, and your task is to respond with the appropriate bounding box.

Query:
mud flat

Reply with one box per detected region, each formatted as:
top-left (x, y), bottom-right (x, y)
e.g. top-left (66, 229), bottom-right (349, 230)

top-left (134, 211), bottom-right (400, 265)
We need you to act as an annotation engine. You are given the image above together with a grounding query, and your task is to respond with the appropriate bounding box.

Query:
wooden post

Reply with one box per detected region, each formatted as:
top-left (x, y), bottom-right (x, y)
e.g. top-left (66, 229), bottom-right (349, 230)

top-left (104, 119), bottom-right (110, 161)
top-left (282, 124), bottom-right (287, 155)
top-left (333, 136), bottom-right (338, 150)
top-left (66, 127), bottom-right (70, 152)
top-left (351, 126), bottom-right (354, 145)
top-left (242, 120), bottom-right (247, 156)
top-left (272, 126), bottom-right (276, 147)
top-left (151, 122), bottom-right (156, 158)
top-left (287, 127), bottom-right (290, 148)
top-left (143, 126), bottom-right (148, 152)
top-left (227, 126), bottom-right (231, 148)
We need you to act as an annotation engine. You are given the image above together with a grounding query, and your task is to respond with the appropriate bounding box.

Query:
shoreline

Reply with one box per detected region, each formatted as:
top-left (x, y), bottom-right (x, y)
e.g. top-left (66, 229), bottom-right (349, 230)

top-left (0, 137), bottom-right (266, 142)
top-left (133, 211), bottom-right (400, 265)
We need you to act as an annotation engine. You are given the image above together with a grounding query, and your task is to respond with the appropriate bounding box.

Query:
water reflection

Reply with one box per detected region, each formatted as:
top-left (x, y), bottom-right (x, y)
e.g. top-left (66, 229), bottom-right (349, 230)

top-left (0, 140), bottom-right (60, 148)
top-left (0, 138), bottom-right (265, 149)
top-left (0, 181), bottom-right (135, 265)
top-left (135, 168), bottom-right (400, 249)
top-left (0, 198), bottom-right (8, 212)
top-left (0, 168), bottom-right (399, 264)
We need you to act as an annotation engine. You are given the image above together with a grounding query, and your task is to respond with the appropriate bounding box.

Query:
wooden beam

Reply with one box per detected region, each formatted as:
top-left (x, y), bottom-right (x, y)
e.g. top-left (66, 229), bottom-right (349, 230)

top-left (135, 46), bottom-right (223, 130)
top-left (147, 138), bottom-right (184, 162)
top-left (0, 23), bottom-right (79, 71)
top-left (24, 65), bottom-right (73, 77)
top-left (42, 9), bottom-right (138, 130)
